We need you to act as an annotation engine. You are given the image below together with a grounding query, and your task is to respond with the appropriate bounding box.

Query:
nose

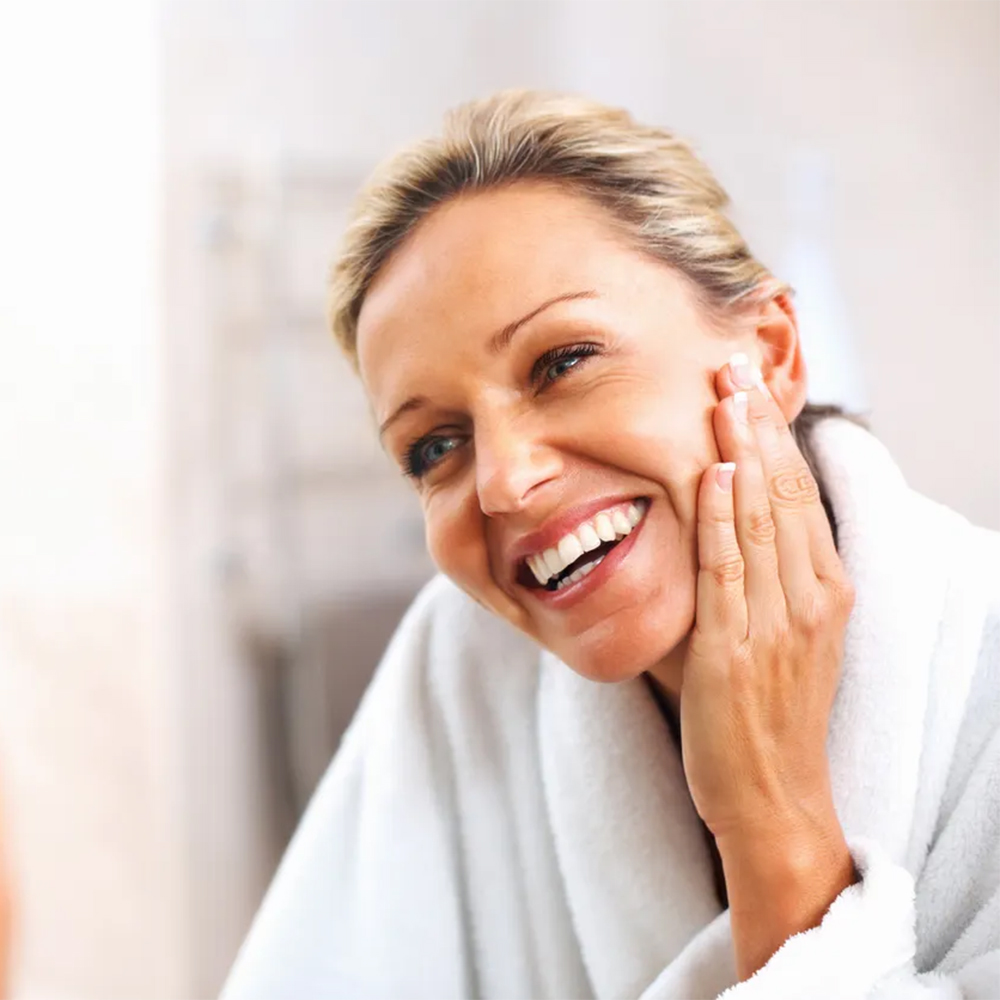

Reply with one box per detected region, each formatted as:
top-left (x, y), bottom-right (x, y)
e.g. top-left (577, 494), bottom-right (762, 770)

top-left (475, 417), bottom-right (561, 516)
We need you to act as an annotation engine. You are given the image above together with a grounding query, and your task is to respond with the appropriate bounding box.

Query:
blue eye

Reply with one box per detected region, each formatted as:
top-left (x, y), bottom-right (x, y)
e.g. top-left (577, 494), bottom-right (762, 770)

top-left (423, 438), bottom-right (457, 464)
top-left (533, 343), bottom-right (600, 386)
top-left (546, 355), bottom-right (582, 380)
top-left (403, 434), bottom-right (460, 479)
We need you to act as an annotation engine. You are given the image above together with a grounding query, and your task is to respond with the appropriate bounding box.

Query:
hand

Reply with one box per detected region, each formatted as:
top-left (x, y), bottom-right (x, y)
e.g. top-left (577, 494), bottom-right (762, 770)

top-left (678, 354), bottom-right (855, 843)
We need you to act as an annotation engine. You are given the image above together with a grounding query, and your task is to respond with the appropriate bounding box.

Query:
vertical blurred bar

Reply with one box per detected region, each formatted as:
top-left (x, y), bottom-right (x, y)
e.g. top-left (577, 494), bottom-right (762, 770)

top-left (0, 1), bottom-right (185, 999)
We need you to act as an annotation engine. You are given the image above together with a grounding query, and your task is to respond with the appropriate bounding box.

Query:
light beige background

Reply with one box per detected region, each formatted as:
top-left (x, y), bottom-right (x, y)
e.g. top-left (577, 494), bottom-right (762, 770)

top-left (0, 2), bottom-right (996, 998)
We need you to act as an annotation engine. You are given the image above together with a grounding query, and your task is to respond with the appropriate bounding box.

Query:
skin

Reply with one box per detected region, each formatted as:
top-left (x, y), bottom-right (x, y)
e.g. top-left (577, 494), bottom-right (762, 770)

top-left (358, 180), bottom-right (806, 707)
top-left (357, 179), bottom-right (859, 979)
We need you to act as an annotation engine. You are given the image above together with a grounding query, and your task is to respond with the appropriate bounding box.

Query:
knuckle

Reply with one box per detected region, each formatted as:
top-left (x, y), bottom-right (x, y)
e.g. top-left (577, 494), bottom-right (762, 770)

top-left (792, 589), bottom-right (828, 631)
top-left (704, 503), bottom-right (733, 526)
top-left (711, 551), bottom-right (745, 587)
top-left (793, 578), bottom-right (855, 632)
top-left (828, 575), bottom-right (856, 615)
top-left (747, 502), bottom-right (776, 545)
top-left (770, 465), bottom-right (821, 508)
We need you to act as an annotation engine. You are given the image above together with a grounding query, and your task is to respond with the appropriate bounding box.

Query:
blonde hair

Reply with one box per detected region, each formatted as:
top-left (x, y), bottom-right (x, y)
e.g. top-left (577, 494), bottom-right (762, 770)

top-left (326, 89), bottom-right (869, 538)
top-left (327, 88), bottom-right (790, 365)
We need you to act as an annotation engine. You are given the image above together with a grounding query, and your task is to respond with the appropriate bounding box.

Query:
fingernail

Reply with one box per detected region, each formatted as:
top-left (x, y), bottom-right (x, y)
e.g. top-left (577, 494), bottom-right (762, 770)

top-left (730, 351), bottom-right (755, 389)
top-left (733, 390), bottom-right (748, 424)
top-left (716, 462), bottom-right (735, 491)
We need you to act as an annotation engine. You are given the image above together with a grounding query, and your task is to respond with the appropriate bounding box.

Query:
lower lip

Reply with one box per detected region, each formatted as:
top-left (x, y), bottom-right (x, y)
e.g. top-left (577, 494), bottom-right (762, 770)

top-left (526, 504), bottom-right (649, 610)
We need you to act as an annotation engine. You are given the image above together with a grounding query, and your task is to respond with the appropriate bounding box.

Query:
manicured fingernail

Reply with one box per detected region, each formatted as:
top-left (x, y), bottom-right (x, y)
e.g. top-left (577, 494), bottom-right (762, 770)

top-left (716, 462), bottom-right (735, 491)
top-left (730, 351), bottom-right (755, 389)
top-left (733, 390), bottom-right (748, 424)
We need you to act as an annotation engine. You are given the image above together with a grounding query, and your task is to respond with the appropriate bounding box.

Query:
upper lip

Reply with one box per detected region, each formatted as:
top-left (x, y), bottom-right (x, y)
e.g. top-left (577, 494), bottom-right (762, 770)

top-left (506, 493), bottom-right (643, 581)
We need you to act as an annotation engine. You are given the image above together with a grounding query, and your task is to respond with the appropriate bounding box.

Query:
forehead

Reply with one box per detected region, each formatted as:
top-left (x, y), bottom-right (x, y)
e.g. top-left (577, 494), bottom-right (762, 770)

top-left (355, 182), bottom-right (705, 417)
top-left (357, 186), bottom-right (628, 375)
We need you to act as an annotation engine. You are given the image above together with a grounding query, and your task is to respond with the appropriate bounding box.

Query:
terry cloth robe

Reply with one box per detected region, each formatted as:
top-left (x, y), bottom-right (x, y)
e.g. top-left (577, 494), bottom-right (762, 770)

top-left (220, 415), bottom-right (1000, 1000)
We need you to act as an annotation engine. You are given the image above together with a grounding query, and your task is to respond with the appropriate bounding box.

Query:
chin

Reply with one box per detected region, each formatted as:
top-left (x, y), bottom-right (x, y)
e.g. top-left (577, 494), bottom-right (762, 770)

top-left (545, 602), bottom-right (694, 686)
top-left (558, 653), bottom-right (649, 685)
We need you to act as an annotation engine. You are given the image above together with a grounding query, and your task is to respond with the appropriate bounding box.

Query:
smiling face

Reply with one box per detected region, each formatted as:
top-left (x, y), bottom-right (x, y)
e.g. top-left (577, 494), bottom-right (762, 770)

top-left (357, 181), bottom-right (749, 684)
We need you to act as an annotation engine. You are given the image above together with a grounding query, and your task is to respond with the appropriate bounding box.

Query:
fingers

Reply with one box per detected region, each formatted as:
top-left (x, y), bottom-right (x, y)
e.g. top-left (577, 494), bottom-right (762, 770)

top-left (714, 359), bottom-right (742, 401)
top-left (695, 460), bottom-right (748, 640)
top-left (717, 351), bottom-right (843, 623)
top-left (714, 352), bottom-right (789, 424)
top-left (714, 351), bottom-right (768, 404)
top-left (715, 390), bottom-right (790, 635)
top-left (746, 378), bottom-right (842, 585)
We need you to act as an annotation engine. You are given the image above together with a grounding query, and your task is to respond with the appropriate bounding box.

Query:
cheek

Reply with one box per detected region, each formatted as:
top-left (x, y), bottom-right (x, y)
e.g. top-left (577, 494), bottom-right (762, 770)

top-left (576, 380), bottom-right (716, 500)
top-left (425, 497), bottom-right (532, 632)
top-left (425, 493), bottom-right (494, 596)
top-left (426, 499), bottom-right (468, 579)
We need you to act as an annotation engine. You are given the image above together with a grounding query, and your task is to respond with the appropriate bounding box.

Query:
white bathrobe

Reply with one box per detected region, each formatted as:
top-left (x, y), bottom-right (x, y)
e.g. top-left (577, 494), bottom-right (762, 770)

top-left (221, 416), bottom-right (1000, 999)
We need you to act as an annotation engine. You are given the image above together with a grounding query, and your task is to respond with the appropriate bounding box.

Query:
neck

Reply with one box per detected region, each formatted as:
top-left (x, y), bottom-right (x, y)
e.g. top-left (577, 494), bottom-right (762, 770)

top-left (644, 633), bottom-right (688, 720)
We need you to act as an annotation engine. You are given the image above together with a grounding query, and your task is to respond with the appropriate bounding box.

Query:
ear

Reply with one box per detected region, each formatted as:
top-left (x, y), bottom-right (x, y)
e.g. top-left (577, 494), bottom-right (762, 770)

top-left (753, 292), bottom-right (808, 423)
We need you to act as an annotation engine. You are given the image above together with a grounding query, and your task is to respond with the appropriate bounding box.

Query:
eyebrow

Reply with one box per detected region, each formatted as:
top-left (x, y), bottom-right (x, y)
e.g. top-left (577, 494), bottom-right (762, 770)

top-left (487, 288), bottom-right (599, 354)
top-left (378, 288), bottom-right (599, 440)
top-left (378, 395), bottom-right (428, 440)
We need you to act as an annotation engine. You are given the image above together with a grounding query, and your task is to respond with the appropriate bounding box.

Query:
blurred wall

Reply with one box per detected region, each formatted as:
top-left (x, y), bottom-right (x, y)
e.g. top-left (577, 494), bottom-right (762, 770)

top-left (0, 3), bottom-right (184, 998)
top-left (9, 2), bottom-right (997, 999)
top-left (0, 2), bottom-right (980, 999)
top-left (163, 2), bottom-right (998, 996)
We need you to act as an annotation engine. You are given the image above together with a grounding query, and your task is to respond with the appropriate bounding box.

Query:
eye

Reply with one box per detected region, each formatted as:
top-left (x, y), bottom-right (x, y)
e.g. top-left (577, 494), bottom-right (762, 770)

top-left (547, 356), bottom-right (581, 380)
top-left (402, 433), bottom-right (462, 479)
top-left (532, 343), bottom-right (601, 387)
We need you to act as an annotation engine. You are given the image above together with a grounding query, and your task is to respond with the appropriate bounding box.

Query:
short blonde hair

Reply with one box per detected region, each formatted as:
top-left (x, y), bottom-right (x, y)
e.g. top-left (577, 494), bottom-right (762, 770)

top-left (327, 88), bottom-right (790, 366)
top-left (327, 88), bottom-right (871, 558)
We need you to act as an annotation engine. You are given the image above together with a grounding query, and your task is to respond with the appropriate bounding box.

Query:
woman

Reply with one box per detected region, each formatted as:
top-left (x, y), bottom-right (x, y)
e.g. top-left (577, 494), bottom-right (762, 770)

top-left (222, 91), bottom-right (999, 998)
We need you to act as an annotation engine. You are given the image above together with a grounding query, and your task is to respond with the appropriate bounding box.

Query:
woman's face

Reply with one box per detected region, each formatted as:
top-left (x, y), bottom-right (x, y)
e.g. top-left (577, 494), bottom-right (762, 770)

top-left (357, 181), bottom-right (762, 683)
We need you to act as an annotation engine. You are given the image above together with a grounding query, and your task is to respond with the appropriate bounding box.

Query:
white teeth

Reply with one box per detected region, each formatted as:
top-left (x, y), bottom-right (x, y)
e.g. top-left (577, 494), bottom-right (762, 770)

top-left (528, 554), bottom-right (549, 586)
top-left (611, 510), bottom-right (632, 535)
top-left (594, 513), bottom-right (616, 542)
top-left (578, 522), bottom-right (601, 552)
top-left (542, 547), bottom-right (563, 577)
top-left (523, 500), bottom-right (649, 588)
top-left (557, 533), bottom-right (584, 566)
top-left (554, 553), bottom-right (606, 590)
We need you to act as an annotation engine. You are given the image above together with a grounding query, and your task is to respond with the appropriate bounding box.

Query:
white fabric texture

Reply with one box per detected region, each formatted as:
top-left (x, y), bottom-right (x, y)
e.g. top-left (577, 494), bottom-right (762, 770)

top-left (220, 416), bottom-right (1000, 999)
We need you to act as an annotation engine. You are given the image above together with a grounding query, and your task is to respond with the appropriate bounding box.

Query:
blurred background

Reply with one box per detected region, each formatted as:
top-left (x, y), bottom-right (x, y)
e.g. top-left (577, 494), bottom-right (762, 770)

top-left (0, 1), bottom-right (997, 997)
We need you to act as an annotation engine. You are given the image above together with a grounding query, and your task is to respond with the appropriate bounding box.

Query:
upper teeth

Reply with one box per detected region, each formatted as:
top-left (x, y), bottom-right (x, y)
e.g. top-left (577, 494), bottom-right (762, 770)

top-left (526, 499), bottom-right (648, 586)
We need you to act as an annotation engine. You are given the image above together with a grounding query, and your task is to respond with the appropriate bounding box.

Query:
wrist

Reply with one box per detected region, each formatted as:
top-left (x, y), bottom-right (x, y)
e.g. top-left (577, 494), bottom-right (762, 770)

top-left (716, 810), bottom-right (858, 981)
top-left (716, 810), bottom-right (857, 917)
top-left (712, 776), bottom-right (842, 852)
top-left (717, 796), bottom-right (852, 882)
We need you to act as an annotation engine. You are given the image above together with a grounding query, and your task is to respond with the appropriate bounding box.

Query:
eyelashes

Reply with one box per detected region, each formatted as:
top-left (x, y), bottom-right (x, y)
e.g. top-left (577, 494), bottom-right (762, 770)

top-left (530, 342), bottom-right (600, 385)
top-left (402, 433), bottom-right (461, 479)
top-left (401, 341), bottom-right (602, 480)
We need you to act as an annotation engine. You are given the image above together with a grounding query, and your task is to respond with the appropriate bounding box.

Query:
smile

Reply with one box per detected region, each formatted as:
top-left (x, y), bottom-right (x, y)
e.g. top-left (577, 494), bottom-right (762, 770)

top-left (523, 498), bottom-right (649, 592)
